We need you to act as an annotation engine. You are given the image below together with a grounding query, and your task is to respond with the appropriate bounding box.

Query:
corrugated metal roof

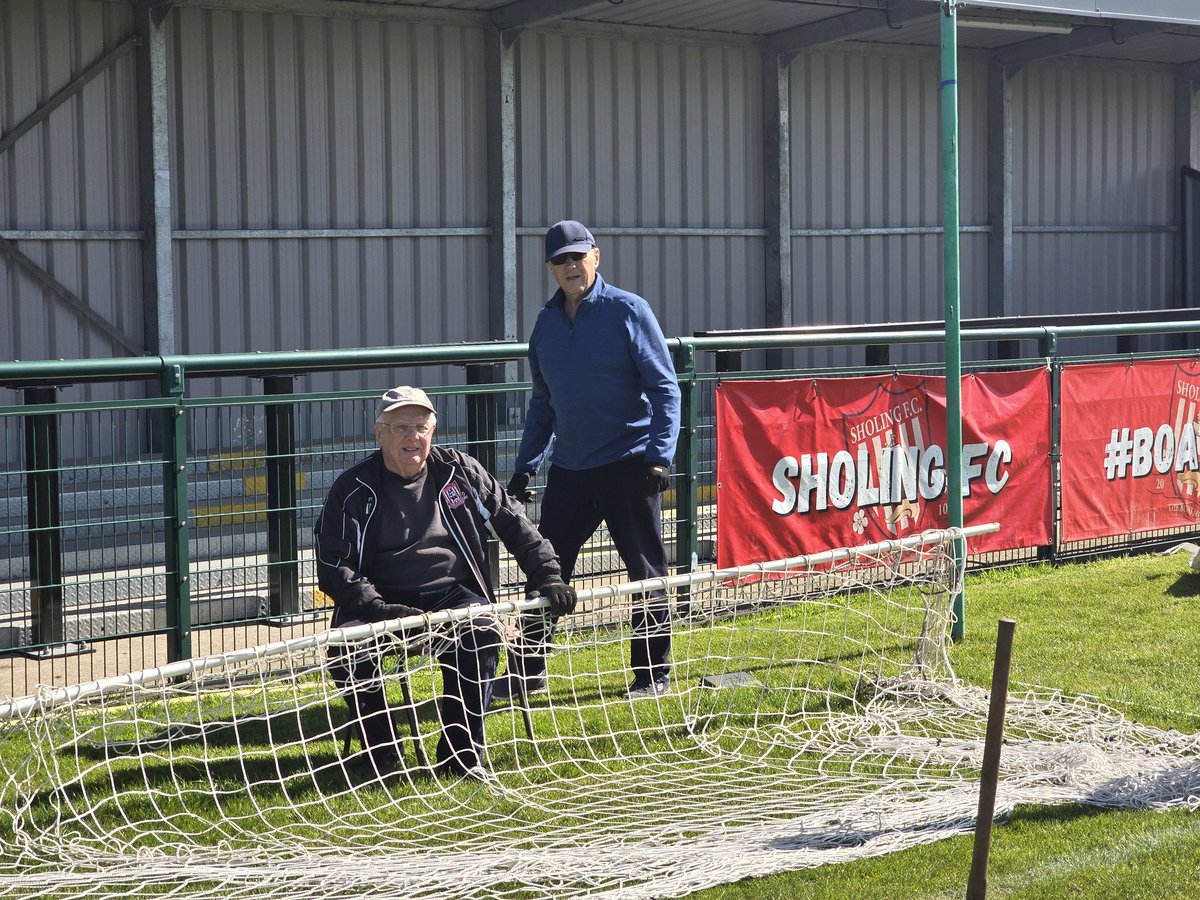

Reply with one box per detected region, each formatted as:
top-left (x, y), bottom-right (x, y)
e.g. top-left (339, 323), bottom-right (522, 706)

top-left (569, 0), bottom-right (829, 35)
top-left (969, 0), bottom-right (1200, 27)
top-left (289, 0), bottom-right (1200, 69)
top-left (165, 1), bottom-right (1200, 66)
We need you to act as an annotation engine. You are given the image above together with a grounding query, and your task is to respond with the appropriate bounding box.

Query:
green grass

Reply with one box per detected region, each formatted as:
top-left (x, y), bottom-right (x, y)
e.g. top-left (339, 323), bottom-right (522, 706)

top-left (3, 589), bottom-right (930, 855)
top-left (689, 552), bottom-right (1200, 899)
top-left (2, 553), bottom-right (1197, 897)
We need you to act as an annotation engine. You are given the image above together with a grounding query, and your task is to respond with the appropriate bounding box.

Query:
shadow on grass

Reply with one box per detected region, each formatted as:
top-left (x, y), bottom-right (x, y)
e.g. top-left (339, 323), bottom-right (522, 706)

top-left (1002, 802), bottom-right (1111, 827)
top-left (1165, 572), bottom-right (1200, 597)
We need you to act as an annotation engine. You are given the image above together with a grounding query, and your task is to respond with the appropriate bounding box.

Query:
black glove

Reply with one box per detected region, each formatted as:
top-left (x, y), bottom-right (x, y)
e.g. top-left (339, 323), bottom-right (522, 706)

top-left (506, 471), bottom-right (536, 503)
top-left (645, 463), bottom-right (670, 495)
top-left (533, 578), bottom-right (577, 617)
top-left (379, 602), bottom-right (423, 622)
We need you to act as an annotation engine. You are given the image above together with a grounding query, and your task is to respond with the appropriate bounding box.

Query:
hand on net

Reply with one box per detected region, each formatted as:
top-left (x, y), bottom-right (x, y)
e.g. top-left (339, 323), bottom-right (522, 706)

top-left (379, 602), bottom-right (423, 621)
top-left (533, 578), bottom-right (577, 617)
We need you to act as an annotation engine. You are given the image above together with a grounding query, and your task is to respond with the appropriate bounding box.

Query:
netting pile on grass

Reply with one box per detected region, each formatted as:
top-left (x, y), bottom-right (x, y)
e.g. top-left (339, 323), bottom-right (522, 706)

top-left (1, 525), bottom-right (1197, 899)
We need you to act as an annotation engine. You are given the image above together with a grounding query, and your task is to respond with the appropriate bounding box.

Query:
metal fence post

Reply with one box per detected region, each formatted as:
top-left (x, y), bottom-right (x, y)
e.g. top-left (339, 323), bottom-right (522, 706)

top-left (466, 363), bottom-right (502, 588)
top-left (672, 344), bottom-right (699, 609)
top-left (1045, 358), bottom-right (1063, 565)
top-left (264, 375), bottom-right (300, 620)
top-left (23, 387), bottom-right (64, 651)
top-left (161, 364), bottom-right (191, 662)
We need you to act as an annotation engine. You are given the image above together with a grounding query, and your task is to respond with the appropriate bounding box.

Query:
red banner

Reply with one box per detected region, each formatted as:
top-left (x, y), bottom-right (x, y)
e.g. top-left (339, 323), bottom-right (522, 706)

top-left (1060, 360), bottom-right (1200, 540)
top-left (715, 370), bottom-right (1053, 567)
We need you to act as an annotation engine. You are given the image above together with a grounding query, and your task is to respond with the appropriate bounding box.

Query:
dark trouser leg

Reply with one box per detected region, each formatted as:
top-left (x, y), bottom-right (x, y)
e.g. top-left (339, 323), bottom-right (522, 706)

top-left (510, 465), bottom-right (601, 679)
top-left (431, 590), bottom-right (502, 774)
top-left (599, 458), bottom-right (671, 681)
top-left (327, 640), bottom-right (398, 770)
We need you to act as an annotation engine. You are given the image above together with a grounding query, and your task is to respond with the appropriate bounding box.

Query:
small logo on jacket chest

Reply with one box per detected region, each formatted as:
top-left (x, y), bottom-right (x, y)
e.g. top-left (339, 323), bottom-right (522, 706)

top-left (442, 482), bottom-right (467, 509)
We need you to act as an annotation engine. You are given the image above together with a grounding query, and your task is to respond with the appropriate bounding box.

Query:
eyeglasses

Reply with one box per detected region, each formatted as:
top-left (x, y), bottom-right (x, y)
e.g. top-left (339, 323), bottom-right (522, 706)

top-left (378, 421), bottom-right (434, 437)
top-left (550, 251), bottom-right (588, 266)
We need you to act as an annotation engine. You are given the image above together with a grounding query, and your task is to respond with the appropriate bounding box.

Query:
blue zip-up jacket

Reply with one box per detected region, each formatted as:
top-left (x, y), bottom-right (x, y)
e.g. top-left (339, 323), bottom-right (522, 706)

top-left (514, 274), bottom-right (681, 473)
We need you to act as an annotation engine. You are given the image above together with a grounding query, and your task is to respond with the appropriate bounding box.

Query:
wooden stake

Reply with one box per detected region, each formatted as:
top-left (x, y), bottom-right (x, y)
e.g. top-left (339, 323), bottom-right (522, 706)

top-left (966, 618), bottom-right (1016, 900)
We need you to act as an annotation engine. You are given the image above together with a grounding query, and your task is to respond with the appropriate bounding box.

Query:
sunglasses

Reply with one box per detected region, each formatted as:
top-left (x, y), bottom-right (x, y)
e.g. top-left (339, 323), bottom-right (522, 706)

top-left (378, 421), bottom-right (434, 437)
top-left (550, 251), bottom-right (589, 266)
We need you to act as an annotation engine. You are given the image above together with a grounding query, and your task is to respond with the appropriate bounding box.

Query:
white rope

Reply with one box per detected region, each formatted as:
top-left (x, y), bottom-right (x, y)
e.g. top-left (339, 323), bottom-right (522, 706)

top-left (1, 525), bottom-right (1196, 899)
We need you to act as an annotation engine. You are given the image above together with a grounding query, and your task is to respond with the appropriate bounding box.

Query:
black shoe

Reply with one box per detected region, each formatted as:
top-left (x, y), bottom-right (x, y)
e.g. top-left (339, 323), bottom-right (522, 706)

top-left (348, 748), bottom-right (400, 783)
top-left (434, 758), bottom-right (498, 786)
top-left (460, 764), bottom-right (500, 787)
top-left (625, 674), bottom-right (671, 699)
top-left (491, 671), bottom-right (547, 701)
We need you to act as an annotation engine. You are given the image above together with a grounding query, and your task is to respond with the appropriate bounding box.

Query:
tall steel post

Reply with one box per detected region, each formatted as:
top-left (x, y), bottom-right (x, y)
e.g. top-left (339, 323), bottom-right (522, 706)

top-left (941, 3), bottom-right (967, 640)
top-left (264, 376), bottom-right (300, 620)
top-left (24, 388), bottom-right (64, 649)
top-left (161, 364), bottom-right (191, 662)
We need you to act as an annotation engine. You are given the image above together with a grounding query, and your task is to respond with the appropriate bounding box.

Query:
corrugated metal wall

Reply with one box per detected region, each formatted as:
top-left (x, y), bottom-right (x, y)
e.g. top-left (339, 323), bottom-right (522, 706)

top-left (515, 31), bottom-right (764, 342)
top-left (790, 47), bottom-right (990, 367)
top-left (0, 1), bottom-right (1186, 377)
top-left (1012, 59), bottom-right (1176, 318)
top-left (169, 6), bottom-right (490, 393)
top-left (0, 0), bottom-right (140, 367)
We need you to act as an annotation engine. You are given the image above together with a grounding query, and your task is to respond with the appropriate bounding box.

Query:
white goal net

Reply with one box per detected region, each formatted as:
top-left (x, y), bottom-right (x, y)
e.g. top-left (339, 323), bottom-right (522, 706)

top-left (0, 526), bottom-right (1196, 899)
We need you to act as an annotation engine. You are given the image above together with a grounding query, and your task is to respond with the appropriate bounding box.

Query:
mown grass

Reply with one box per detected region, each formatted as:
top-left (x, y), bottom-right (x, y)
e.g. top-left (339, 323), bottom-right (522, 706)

top-left (2, 579), bottom-right (940, 862)
top-left (690, 551), bottom-right (1200, 899)
top-left (2, 553), bottom-right (1197, 897)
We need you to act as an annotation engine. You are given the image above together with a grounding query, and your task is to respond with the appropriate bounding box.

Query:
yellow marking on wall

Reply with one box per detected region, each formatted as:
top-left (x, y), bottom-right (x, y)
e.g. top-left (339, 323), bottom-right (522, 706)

top-left (244, 473), bottom-right (308, 494)
top-left (662, 483), bottom-right (717, 505)
top-left (207, 450), bottom-right (266, 472)
top-left (191, 501), bottom-right (267, 527)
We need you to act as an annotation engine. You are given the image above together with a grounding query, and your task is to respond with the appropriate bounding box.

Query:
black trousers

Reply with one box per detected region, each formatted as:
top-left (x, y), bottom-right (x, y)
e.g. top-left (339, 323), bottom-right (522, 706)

top-left (329, 584), bottom-right (501, 774)
top-left (515, 456), bottom-right (671, 682)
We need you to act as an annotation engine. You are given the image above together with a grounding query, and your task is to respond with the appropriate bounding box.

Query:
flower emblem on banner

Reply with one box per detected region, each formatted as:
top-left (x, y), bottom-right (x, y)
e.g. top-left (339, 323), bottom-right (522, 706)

top-left (838, 382), bottom-right (934, 541)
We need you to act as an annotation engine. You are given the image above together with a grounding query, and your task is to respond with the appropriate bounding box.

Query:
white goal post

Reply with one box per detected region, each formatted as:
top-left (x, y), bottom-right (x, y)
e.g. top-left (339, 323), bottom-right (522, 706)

top-left (1, 525), bottom-right (1196, 900)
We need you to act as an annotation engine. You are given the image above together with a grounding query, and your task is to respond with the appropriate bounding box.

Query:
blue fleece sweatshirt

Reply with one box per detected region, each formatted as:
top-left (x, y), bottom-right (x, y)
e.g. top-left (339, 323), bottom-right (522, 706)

top-left (514, 274), bottom-right (681, 473)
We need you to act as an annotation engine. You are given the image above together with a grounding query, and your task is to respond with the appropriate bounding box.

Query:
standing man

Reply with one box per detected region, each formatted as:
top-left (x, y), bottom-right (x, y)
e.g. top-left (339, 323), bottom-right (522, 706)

top-left (499, 220), bottom-right (681, 699)
top-left (316, 386), bottom-right (576, 780)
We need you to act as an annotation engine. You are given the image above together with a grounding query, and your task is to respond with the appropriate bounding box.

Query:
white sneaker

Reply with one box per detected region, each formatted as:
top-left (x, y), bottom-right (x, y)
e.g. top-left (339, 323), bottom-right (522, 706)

top-left (625, 675), bottom-right (671, 699)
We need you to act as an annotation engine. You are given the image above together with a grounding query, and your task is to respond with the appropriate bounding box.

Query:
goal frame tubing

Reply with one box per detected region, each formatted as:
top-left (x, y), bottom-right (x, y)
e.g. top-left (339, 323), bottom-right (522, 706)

top-left (0, 523), bottom-right (998, 724)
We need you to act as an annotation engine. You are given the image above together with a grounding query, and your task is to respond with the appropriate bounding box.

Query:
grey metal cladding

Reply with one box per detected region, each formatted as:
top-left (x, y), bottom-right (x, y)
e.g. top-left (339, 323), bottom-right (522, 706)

top-left (167, 6), bottom-right (489, 392)
top-left (1, 0), bottom-right (141, 366)
top-left (1012, 60), bottom-right (1175, 321)
top-left (514, 30), bottom-right (765, 342)
top-left (787, 47), bottom-right (989, 366)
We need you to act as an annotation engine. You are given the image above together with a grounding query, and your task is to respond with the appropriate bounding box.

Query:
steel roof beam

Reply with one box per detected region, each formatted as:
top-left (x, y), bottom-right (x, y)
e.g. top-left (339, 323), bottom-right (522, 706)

top-left (173, 0), bottom-right (486, 26)
top-left (492, 0), bottom-right (613, 44)
top-left (964, 0), bottom-right (1200, 27)
top-left (995, 20), bottom-right (1168, 72)
top-left (765, 0), bottom-right (937, 63)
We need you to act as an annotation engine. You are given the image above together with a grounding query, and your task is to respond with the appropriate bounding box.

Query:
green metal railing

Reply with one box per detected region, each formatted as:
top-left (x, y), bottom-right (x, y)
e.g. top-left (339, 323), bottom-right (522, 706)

top-left (3, 319), bottom-right (1199, 699)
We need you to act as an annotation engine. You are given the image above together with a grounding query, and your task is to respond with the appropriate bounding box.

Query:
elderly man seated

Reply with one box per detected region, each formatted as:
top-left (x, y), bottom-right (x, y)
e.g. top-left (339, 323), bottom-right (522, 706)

top-left (315, 386), bottom-right (575, 780)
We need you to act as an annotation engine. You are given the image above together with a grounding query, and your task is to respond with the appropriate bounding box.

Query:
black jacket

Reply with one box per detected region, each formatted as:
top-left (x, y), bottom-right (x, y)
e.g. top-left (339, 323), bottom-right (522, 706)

top-left (315, 446), bottom-right (560, 622)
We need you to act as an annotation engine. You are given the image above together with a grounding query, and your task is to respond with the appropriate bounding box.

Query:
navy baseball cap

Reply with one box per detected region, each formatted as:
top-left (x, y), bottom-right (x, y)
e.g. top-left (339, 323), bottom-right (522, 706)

top-left (544, 220), bottom-right (596, 261)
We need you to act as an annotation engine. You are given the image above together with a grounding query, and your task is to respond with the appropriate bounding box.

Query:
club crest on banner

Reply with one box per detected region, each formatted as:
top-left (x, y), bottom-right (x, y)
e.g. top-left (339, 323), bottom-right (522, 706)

top-left (1167, 363), bottom-right (1200, 519)
top-left (837, 382), bottom-right (937, 540)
